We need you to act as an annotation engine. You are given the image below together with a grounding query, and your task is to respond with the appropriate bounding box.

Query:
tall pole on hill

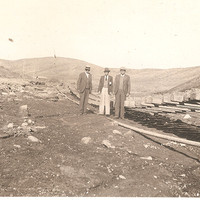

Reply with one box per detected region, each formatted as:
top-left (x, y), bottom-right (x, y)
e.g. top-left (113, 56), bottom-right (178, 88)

top-left (53, 48), bottom-right (56, 59)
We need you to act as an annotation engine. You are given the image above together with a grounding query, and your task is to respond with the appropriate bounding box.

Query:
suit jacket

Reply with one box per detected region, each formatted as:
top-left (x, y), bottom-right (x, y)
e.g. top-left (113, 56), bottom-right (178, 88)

top-left (77, 72), bottom-right (92, 93)
top-left (98, 75), bottom-right (113, 94)
top-left (114, 74), bottom-right (131, 96)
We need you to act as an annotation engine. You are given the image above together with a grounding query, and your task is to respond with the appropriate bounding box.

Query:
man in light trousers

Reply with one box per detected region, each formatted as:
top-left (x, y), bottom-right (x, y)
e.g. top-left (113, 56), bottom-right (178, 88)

top-left (98, 68), bottom-right (113, 116)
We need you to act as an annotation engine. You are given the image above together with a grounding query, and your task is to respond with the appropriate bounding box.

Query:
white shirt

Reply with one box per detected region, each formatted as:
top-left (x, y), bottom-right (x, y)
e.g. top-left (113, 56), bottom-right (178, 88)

top-left (85, 71), bottom-right (89, 78)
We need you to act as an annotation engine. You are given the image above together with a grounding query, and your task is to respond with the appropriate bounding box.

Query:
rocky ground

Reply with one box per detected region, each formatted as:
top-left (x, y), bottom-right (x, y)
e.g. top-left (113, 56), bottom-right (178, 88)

top-left (1, 79), bottom-right (200, 197)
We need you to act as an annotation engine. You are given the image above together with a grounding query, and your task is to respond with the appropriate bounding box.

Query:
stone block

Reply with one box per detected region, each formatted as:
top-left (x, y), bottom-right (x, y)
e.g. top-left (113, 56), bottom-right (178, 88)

top-left (152, 95), bottom-right (163, 104)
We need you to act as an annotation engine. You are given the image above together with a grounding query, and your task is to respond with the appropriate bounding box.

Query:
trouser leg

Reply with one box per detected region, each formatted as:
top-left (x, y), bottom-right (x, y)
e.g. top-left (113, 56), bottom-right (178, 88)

top-left (105, 88), bottom-right (110, 115)
top-left (83, 89), bottom-right (89, 113)
top-left (115, 92), bottom-right (120, 117)
top-left (99, 88), bottom-right (105, 114)
top-left (120, 91), bottom-right (125, 118)
top-left (79, 91), bottom-right (85, 113)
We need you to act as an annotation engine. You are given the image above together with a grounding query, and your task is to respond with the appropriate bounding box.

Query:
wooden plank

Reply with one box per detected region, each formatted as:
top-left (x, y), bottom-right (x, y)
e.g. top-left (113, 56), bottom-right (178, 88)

top-left (177, 104), bottom-right (200, 110)
top-left (108, 119), bottom-right (200, 147)
top-left (159, 105), bottom-right (189, 112)
top-left (146, 107), bottom-right (175, 113)
top-left (184, 103), bottom-right (200, 108)
top-left (141, 103), bottom-right (155, 107)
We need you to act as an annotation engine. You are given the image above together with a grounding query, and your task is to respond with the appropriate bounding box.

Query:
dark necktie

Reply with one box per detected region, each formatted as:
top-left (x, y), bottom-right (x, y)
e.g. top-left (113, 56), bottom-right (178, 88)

top-left (105, 76), bottom-right (107, 81)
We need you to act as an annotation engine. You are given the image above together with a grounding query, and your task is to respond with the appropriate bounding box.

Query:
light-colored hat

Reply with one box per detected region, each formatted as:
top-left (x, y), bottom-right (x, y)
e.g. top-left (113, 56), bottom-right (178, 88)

top-left (85, 65), bottom-right (90, 71)
top-left (120, 67), bottom-right (126, 71)
top-left (104, 67), bottom-right (110, 72)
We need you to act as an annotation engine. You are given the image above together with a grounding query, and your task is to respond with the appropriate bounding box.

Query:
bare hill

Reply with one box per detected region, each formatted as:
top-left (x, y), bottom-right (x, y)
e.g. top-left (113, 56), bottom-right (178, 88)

top-left (0, 65), bottom-right (21, 79)
top-left (1, 57), bottom-right (200, 96)
top-left (167, 75), bottom-right (200, 93)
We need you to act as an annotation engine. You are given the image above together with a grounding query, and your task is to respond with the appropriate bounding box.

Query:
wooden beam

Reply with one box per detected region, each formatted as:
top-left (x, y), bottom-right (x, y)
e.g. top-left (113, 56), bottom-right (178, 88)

top-left (109, 119), bottom-right (200, 147)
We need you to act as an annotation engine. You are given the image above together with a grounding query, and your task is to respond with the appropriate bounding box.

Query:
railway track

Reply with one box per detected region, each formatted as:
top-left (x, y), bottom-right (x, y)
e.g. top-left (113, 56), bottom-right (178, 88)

top-left (125, 108), bottom-right (200, 143)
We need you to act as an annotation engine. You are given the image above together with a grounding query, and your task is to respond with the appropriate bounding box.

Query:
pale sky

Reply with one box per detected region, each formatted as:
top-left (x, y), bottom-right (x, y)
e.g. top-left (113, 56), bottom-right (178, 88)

top-left (0, 0), bottom-right (200, 69)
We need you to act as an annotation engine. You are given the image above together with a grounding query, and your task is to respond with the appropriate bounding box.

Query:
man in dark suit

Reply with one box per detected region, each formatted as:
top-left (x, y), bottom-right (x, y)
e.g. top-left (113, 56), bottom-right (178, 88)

top-left (113, 67), bottom-right (131, 119)
top-left (98, 68), bottom-right (113, 116)
top-left (77, 65), bottom-right (92, 115)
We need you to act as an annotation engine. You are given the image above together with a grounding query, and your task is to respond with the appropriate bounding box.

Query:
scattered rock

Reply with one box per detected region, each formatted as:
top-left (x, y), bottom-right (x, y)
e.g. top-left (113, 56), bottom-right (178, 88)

top-left (119, 175), bottom-right (126, 179)
top-left (21, 122), bottom-right (28, 127)
top-left (180, 174), bottom-right (186, 177)
top-left (143, 143), bottom-right (158, 149)
top-left (27, 135), bottom-right (41, 143)
top-left (143, 144), bottom-right (149, 148)
top-left (19, 105), bottom-right (28, 117)
top-left (184, 114), bottom-right (191, 119)
top-left (7, 123), bottom-right (14, 128)
top-left (35, 126), bottom-right (46, 129)
top-left (81, 137), bottom-right (92, 144)
top-left (113, 130), bottom-right (122, 135)
top-left (124, 130), bottom-right (134, 137)
top-left (140, 156), bottom-right (153, 160)
top-left (2, 92), bottom-right (8, 95)
top-left (111, 121), bottom-right (118, 126)
top-left (14, 126), bottom-right (31, 137)
top-left (14, 144), bottom-right (21, 148)
top-left (4, 128), bottom-right (17, 137)
top-left (102, 140), bottom-right (115, 149)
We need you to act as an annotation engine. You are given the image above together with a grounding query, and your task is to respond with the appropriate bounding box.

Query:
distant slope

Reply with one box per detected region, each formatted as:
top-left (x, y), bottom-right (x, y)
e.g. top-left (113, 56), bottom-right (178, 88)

top-left (0, 65), bottom-right (21, 78)
top-left (1, 57), bottom-right (200, 96)
top-left (167, 75), bottom-right (200, 93)
top-left (0, 57), bottom-right (103, 82)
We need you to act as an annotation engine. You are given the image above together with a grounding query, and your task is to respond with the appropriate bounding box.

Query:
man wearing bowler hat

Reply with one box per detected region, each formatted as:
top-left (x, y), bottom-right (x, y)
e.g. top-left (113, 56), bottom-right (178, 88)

top-left (98, 68), bottom-right (113, 116)
top-left (77, 65), bottom-right (92, 115)
top-left (113, 67), bottom-right (131, 119)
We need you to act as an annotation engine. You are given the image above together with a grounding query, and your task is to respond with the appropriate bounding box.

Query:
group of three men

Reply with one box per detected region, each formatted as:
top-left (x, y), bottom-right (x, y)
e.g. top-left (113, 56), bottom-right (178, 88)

top-left (77, 65), bottom-right (131, 119)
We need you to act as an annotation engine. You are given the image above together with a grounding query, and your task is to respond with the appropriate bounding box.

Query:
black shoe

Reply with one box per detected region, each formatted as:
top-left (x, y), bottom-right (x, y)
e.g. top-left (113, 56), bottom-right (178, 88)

top-left (114, 116), bottom-right (119, 119)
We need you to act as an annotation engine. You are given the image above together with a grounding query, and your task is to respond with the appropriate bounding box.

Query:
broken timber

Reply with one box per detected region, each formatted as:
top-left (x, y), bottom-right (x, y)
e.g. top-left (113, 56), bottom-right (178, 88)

top-left (109, 119), bottom-right (200, 147)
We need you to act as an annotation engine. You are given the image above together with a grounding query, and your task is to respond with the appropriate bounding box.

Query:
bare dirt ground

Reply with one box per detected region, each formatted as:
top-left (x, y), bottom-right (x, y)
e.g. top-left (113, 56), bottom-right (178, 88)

top-left (1, 80), bottom-right (200, 197)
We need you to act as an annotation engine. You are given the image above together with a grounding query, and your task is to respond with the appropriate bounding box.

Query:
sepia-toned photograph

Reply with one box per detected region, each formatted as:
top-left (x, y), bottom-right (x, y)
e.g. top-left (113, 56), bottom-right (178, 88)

top-left (1, 0), bottom-right (200, 197)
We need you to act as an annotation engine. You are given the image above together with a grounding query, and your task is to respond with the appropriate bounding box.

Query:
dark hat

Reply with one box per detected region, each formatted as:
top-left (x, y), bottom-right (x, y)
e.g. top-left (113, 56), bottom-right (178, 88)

top-left (85, 65), bottom-right (90, 71)
top-left (120, 67), bottom-right (126, 71)
top-left (104, 67), bottom-right (110, 72)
